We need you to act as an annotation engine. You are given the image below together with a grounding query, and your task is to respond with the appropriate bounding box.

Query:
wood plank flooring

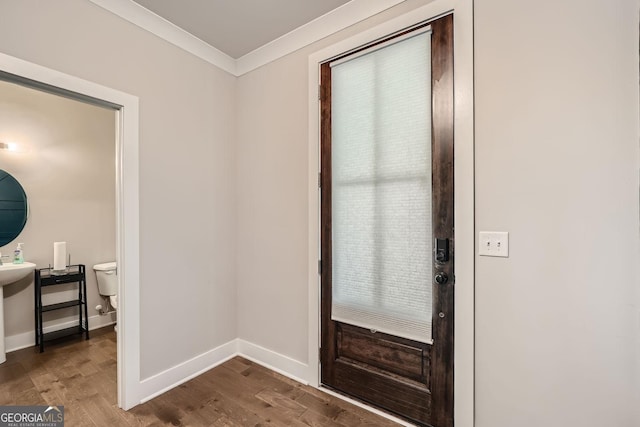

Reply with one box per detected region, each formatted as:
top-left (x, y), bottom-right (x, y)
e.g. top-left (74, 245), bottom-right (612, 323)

top-left (0, 326), bottom-right (400, 426)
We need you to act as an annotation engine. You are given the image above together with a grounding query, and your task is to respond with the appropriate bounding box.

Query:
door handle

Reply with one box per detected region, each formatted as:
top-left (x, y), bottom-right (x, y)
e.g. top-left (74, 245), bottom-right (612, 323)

top-left (434, 272), bottom-right (449, 285)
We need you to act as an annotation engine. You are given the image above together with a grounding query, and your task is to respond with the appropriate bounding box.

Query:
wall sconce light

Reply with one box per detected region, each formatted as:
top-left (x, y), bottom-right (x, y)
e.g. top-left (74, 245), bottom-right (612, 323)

top-left (0, 141), bottom-right (20, 152)
top-left (0, 141), bottom-right (18, 151)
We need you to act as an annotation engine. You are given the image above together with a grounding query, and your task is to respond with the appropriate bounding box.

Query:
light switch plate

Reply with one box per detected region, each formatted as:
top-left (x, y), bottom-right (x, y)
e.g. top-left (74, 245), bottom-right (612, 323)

top-left (479, 231), bottom-right (509, 257)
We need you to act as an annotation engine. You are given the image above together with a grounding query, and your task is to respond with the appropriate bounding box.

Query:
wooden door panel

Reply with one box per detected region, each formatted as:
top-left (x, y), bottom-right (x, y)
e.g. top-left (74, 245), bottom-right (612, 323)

top-left (336, 323), bottom-right (430, 384)
top-left (429, 14), bottom-right (455, 427)
top-left (332, 360), bottom-right (432, 425)
top-left (320, 14), bottom-right (454, 427)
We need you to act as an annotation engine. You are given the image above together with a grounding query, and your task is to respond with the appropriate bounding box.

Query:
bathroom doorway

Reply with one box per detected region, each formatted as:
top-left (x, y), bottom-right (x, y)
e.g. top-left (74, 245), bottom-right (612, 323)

top-left (0, 76), bottom-right (118, 394)
top-left (0, 78), bottom-right (118, 331)
top-left (0, 52), bottom-right (140, 410)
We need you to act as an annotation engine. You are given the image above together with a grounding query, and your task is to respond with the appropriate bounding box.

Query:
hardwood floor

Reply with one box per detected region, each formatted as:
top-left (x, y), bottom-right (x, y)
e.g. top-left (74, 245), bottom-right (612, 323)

top-left (0, 326), bottom-right (400, 426)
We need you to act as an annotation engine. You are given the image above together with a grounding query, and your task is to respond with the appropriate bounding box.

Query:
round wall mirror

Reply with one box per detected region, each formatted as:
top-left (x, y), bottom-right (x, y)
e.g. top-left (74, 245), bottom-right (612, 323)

top-left (0, 169), bottom-right (28, 247)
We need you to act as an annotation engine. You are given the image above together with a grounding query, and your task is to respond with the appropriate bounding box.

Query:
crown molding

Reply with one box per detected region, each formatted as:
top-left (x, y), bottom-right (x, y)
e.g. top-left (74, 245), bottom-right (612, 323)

top-left (235, 0), bottom-right (406, 75)
top-left (88, 0), bottom-right (406, 77)
top-left (88, 0), bottom-right (237, 75)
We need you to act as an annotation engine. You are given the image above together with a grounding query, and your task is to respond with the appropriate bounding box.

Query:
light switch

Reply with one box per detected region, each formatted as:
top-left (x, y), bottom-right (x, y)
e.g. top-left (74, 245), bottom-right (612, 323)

top-left (479, 231), bottom-right (509, 257)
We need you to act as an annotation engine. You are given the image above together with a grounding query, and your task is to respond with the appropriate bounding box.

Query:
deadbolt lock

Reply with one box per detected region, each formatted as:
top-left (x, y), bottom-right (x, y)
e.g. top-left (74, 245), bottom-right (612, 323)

top-left (435, 238), bottom-right (450, 263)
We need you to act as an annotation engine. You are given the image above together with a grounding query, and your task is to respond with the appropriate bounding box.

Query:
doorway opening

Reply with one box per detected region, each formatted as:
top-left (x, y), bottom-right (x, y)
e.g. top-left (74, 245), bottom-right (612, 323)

top-left (0, 54), bottom-right (140, 410)
top-left (0, 77), bottom-right (119, 351)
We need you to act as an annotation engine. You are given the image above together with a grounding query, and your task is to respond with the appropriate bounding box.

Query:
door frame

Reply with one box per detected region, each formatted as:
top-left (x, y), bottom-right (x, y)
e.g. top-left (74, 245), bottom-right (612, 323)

top-left (0, 52), bottom-right (141, 410)
top-left (307, 0), bottom-right (474, 425)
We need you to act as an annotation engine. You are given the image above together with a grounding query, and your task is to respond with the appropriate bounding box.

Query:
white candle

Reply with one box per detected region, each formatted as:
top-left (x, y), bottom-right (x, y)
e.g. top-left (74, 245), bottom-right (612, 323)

top-left (53, 242), bottom-right (67, 270)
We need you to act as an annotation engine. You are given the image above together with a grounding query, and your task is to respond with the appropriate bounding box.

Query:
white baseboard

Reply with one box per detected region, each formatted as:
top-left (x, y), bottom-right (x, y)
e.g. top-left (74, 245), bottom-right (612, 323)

top-left (5, 313), bottom-right (117, 353)
top-left (136, 338), bottom-right (308, 406)
top-left (138, 339), bottom-right (238, 404)
top-left (237, 339), bottom-right (309, 385)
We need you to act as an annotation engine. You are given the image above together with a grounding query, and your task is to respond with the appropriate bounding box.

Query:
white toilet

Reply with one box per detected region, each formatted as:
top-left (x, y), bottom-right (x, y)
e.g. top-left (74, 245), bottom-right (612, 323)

top-left (93, 261), bottom-right (118, 312)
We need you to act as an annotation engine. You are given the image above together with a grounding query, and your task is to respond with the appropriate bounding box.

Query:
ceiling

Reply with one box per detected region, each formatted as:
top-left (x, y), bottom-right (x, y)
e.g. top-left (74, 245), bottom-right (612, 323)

top-left (130, 0), bottom-right (352, 59)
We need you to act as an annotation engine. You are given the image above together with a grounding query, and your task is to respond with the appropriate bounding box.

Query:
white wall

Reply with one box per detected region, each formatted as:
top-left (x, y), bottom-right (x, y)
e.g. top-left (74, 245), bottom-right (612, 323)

top-left (475, 0), bottom-right (640, 426)
top-left (0, 0), bottom-right (237, 380)
top-left (0, 80), bottom-right (116, 339)
top-left (236, 49), bottom-right (310, 362)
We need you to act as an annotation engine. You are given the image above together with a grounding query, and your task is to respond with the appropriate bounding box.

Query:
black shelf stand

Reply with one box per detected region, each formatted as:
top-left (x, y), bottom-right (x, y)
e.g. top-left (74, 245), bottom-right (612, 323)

top-left (34, 264), bottom-right (89, 352)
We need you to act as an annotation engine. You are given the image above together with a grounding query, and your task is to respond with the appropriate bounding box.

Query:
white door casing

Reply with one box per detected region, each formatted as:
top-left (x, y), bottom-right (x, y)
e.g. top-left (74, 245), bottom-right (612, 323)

top-left (0, 52), bottom-right (141, 410)
top-left (307, 0), bottom-right (474, 425)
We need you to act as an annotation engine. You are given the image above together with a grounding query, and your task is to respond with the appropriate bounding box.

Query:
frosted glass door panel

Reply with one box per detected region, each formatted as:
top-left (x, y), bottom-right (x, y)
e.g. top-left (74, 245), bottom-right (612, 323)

top-left (331, 30), bottom-right (433, 344)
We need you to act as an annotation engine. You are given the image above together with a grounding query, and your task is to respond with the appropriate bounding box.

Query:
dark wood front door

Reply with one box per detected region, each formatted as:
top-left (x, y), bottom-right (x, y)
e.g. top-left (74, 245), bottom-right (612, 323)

top-left (320, 14), bottom-right (454, 427)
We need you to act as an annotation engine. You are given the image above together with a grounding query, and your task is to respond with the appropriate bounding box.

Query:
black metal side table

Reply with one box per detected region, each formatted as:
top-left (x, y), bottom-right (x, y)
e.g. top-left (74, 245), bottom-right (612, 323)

top-left (34, 264), bottom-right (89, 352)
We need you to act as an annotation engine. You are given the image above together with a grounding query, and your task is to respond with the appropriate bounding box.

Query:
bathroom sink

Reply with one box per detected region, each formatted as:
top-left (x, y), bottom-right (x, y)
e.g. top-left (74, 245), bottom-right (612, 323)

top-left (0, 262), bottom-right (35, 364)
top-left (0, 262), bottom-right (36, 286)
